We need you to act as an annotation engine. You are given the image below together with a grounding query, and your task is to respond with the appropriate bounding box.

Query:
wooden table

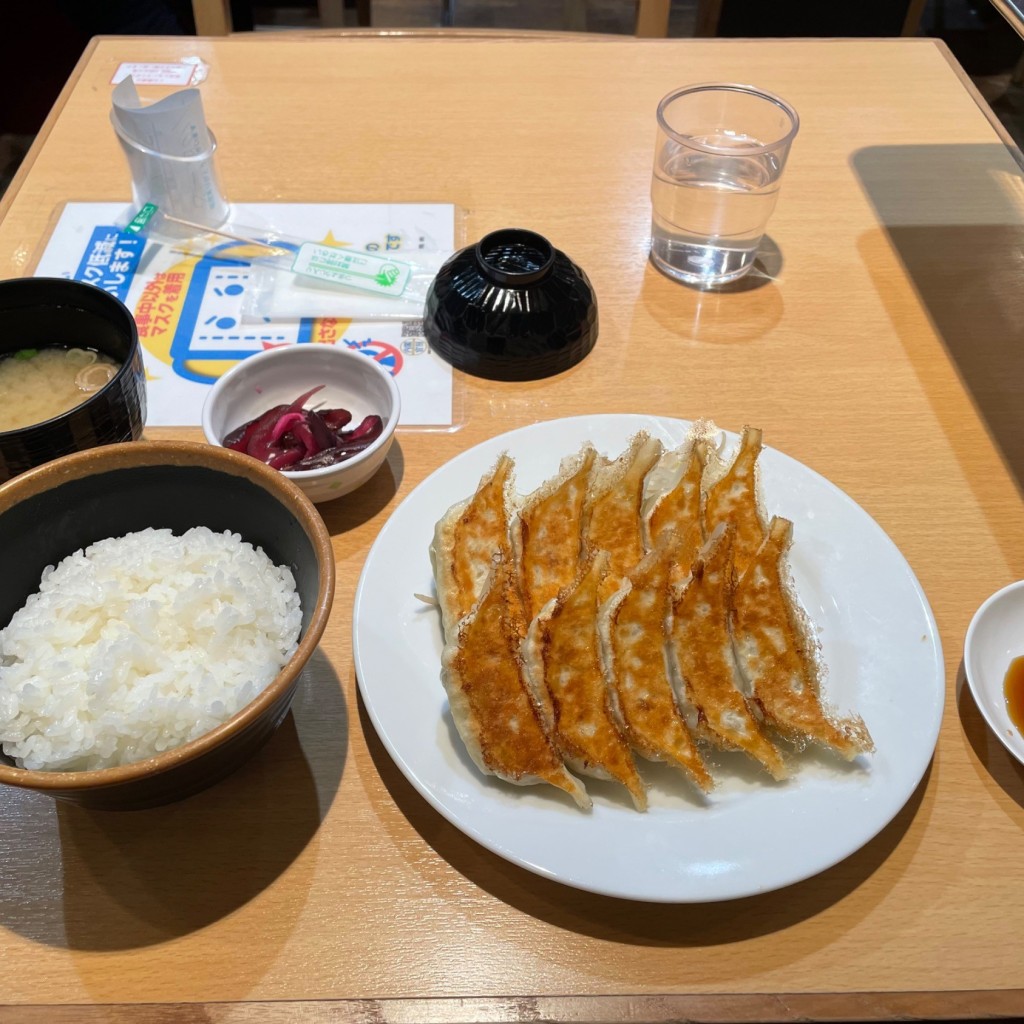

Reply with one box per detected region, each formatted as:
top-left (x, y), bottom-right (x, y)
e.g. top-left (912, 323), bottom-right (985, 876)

top-left (1, 31), bottom-right (1023, 1022)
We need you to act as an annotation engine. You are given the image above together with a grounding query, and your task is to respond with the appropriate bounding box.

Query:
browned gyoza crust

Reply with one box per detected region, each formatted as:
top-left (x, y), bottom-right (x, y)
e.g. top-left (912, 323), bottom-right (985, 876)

top-left (732, 516), bottom-right (875, 759)
top-left (516, 445), bottom-right (597, 622)
top-left (703, 426), bottom-right (767, 580)
top-left (668, 525), bottom-right (788, 781)
top-left (539, 551), bottom-right (648, 810)
top-left (600, 540), bottom-right (714, 793)
top-left (441, 558), bottom-right (591, 810)
top-left (645, 439), bottom-right (707, 583)
top-left (581, 432), bottom-right (663, 601)
top-left (431, 453), bottom-right (514, 640)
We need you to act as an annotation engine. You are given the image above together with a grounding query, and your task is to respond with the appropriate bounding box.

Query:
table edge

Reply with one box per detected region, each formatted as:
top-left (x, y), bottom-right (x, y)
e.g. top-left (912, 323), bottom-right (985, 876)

top-left (1, 991), bottom-right (1022, 1023)
top-left (931, 35), bottom-right (1024, 170)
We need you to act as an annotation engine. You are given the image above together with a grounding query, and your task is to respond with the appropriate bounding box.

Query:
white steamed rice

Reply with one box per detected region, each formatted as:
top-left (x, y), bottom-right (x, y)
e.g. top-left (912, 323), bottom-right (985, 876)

top-left (0, 526), bottom-right (302, 772)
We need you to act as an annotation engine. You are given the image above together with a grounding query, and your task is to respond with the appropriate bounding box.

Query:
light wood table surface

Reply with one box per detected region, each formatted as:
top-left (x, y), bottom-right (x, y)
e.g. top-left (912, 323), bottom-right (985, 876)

top-left (1, 32), bottom-right (1023, 1023)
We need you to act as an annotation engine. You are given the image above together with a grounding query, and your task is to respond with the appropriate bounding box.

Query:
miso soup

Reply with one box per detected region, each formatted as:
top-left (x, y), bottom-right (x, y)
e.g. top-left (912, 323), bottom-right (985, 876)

top-left (0, 347), bottom-right (121, 432)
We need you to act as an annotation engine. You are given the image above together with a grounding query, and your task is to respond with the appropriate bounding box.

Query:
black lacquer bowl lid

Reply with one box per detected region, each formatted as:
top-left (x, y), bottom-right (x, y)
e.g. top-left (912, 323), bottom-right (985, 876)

top-left (423, 228), bottom-right (598, 381)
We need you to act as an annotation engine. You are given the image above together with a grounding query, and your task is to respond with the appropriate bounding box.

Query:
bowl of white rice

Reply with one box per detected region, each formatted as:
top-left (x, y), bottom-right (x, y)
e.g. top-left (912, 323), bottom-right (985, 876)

top-left (0, 439), bottom-right (334, 809)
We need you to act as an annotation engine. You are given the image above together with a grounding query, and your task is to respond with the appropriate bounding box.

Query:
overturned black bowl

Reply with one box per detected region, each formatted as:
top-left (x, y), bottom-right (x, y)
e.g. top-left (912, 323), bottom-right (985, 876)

top-left (0, 277), bottom-right (146, 482)
top-left (423, 228), bottom-right (598, 381)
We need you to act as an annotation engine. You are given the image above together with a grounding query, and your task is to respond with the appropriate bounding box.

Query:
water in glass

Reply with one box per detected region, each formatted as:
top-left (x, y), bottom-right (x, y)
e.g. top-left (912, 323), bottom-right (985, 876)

top-left (650, 133), bottom-right (782, 286)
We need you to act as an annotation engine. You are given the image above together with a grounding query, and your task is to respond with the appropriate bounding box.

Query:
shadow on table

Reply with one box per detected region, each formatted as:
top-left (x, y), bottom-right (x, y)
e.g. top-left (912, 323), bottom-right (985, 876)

top-left (852, 144), bottom-right (1024, 552)
top-left (0, 649), bottom-right (347, 952)
top-left (956, 661), bottom-right (1024, 809)
top-left (361, 695), bottom-right (933, 959)
top-left (640, 241), bottom-right (786, 346)
top-left (315, 440), bottom-right (404, 538)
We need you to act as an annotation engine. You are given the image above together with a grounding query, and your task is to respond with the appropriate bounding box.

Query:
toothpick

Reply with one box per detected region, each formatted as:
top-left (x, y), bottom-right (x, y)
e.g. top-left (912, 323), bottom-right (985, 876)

top-left (160, 213), bottom-right (290, 257)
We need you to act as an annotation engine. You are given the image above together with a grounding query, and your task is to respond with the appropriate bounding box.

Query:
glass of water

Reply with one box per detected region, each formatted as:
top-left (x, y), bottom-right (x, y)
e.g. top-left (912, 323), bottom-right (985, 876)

top-left (650, 83), bottom-right (799, 287)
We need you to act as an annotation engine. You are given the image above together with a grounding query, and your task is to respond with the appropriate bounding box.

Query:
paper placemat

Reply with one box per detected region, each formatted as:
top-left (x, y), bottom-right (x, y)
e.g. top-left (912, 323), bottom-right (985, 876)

top-left (33, 202), bottom-right (458, 428)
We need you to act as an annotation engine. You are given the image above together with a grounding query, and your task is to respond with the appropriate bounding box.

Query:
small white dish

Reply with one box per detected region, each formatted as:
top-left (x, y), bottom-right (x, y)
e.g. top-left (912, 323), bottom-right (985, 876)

top-left (964, 580), bottom-right (1024, 766)
top-left (201, 345), bottom-right (400, 504)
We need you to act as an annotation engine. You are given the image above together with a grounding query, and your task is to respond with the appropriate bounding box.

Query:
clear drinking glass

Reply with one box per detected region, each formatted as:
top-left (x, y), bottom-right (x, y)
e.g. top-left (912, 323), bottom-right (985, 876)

top-left (650, 83), bottom-right (799, 287)
top-left (110, 113), bottom-right (230, 231)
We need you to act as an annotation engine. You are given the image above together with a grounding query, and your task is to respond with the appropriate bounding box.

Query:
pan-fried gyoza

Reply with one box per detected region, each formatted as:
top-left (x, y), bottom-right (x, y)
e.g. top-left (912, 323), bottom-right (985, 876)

top-left (429, 423), bottom-right (873, 811)
top-left (440, 557), bottom-right (592, 809)
top-left (430, 453), bottom-right (515, 641)
top-left (598, 538), bottom-right (714, 793)
top-left (731, 516), bottom-right (874, 760)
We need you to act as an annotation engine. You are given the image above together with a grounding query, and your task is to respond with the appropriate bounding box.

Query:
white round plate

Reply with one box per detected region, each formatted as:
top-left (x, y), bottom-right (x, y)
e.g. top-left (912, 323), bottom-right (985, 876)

top-left (352, 415), bottom-right (945, 902)
top-left (964, 579), bottom-right (1024, 766)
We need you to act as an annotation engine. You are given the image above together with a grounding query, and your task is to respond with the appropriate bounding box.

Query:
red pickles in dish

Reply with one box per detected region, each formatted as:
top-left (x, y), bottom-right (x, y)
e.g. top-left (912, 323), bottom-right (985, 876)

top-left (223, 388), bottom-right (384, 472)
